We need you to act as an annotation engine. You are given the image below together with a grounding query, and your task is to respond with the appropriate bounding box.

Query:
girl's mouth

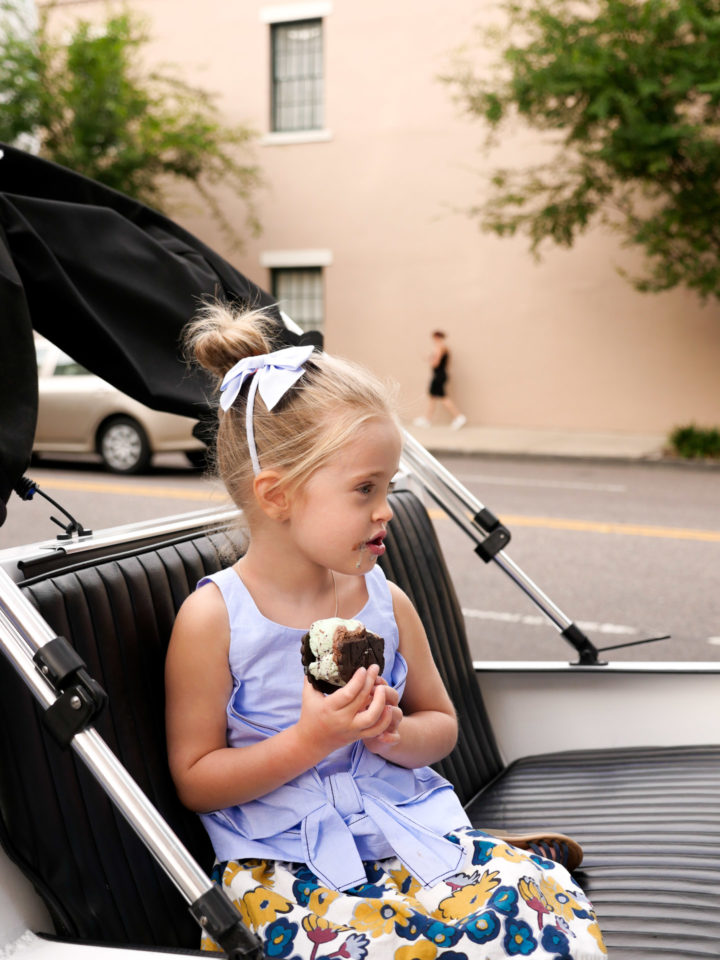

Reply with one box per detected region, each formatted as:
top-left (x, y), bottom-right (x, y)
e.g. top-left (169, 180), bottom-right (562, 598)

top-left (365, 532), bottom-right (386, 557)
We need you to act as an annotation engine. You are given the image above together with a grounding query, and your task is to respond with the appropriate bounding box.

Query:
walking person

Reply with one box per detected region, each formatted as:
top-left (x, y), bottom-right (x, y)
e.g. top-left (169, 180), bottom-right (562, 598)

top-left (414, 330), bottom-right (466, 429)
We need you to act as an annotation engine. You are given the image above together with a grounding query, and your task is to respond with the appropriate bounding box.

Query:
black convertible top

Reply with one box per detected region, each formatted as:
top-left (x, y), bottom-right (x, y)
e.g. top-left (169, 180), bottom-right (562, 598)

top-left (0, 142), bottom-right (289, 526)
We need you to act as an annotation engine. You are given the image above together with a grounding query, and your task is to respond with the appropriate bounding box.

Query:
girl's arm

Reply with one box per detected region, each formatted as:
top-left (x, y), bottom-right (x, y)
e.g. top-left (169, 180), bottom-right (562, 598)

top-left (165, 582), bottom-right (395, 812)
top-left (365, 582), bottom-right (458, 768)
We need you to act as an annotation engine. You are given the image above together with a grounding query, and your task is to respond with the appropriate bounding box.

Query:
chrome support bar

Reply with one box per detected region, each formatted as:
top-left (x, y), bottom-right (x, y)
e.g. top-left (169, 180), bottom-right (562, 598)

top-left (0, 567), bottom-right (212, 904)
top-left (400, 430), bottom-right (601, 663)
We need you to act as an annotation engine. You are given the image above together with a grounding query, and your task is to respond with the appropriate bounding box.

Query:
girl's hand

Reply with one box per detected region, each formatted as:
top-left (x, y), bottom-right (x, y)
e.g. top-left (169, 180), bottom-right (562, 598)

top-left (296, 665), bottom-right (396, 755)
top-left (364, 678), bottom-right (402, 751)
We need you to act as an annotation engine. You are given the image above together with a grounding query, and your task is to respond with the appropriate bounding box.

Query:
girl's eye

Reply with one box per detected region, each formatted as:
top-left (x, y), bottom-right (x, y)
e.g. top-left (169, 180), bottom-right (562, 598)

top-left (357, 483), bottom-right (373, 496)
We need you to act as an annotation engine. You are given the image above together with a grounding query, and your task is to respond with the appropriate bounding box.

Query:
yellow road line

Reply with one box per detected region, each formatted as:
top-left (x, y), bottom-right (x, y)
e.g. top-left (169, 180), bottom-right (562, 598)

top-left (428, 509), bottom-right (720, 543)
top-left (38, 479), bottom-right (720, 542)
top-left (37, 477), bottom-right (227, 502)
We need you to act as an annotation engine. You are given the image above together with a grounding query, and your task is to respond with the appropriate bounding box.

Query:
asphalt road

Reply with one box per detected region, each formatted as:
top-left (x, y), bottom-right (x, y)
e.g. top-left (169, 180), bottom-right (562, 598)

top-left (428, 454), bottom-right (720, 663)
top-left (2, 451), bottom-right (718, 664)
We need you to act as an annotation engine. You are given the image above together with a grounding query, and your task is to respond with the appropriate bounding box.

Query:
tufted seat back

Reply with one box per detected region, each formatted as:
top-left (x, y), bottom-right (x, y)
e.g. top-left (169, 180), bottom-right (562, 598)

top-left (0, 489), bottom-right (501, 949)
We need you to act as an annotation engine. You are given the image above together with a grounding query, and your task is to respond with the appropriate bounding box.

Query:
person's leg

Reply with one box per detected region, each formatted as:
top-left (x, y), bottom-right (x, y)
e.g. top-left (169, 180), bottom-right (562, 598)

top-left (414, 397), bottom-right (436, 426)
top-left (441, 397), bottom-right (466, 429)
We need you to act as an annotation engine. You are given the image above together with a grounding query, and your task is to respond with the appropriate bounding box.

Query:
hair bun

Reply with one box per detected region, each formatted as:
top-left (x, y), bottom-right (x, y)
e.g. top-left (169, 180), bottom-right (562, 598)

top-left (184, 302), bottom-right (275, 380)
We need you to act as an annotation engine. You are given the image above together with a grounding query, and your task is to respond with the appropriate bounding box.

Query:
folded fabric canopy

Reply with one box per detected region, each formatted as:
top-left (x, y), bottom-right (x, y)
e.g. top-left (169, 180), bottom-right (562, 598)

top-left (0, 142), bottom-right (313, 527)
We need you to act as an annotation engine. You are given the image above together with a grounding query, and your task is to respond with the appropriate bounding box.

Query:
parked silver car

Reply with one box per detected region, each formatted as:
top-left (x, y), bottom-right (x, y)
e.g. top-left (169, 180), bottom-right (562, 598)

top-left (33, 338), bottom-right (205, 473)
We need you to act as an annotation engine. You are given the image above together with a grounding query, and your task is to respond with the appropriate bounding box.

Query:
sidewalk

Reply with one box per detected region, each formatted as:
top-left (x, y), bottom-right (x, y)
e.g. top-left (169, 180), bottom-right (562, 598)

top-left (404, 423), bottom-right (669, 461)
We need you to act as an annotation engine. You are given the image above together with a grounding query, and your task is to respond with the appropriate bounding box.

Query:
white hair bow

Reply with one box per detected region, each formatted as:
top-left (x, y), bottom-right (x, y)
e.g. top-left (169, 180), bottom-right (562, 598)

top-left (219, 344), bottom-right (315, 474)
top-left (219, 345), bottom-right (315, 413)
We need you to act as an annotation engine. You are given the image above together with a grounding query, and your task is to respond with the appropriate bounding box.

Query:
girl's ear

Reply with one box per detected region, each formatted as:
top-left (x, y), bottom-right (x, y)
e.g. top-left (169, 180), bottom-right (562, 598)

top-left (253, 470), bottom-right (290, 520)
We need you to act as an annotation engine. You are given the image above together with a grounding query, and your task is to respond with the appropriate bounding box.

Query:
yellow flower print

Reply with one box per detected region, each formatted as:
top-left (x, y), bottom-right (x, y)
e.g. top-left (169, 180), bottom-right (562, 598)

top-left (492, 843), bottom-right (529, 864)
top-left (199, 931), bottom-right (224, 953)
top-left (539, 876), bottom-right (583, 922)
top-left (437, 870), bottom-right (500, 920)
top-left (223, 860), bottom-right (274, 887)
top-left (388, 866), bottom-right (422, 899)
top-left (238, 887), bottom-right (292, 928)
top-left (307, 886), bottom-right (340, 917)
top-left (394, 942), bottom-right (437, 960)
top-left (587, 921), bottom-right (608, 954)
top-left (352, 899), bottom-right (414, 937)
top-left (301, 913), bottom-right (349, 936)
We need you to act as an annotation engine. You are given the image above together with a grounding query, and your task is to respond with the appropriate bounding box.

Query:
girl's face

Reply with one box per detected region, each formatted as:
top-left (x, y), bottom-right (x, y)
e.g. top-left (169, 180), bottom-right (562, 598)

top-left (287, 417), bottom-right (402, 575)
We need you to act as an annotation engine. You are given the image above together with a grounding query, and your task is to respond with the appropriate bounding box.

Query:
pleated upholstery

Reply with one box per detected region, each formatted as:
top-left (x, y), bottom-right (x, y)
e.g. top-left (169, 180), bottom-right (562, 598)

top-left (0, 530), bottom-right (243, 948)
top-left (0, 489), bottom-right (716, 957)
top-left (466, 745), bottom-right (720, 958)
top-left (378, 490), bottom-right (504, 803)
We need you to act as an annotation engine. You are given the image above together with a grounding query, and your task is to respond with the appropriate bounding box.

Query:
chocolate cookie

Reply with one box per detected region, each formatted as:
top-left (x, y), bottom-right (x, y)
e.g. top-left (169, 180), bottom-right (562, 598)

top-left (301, 618), bottom-right (385, 694)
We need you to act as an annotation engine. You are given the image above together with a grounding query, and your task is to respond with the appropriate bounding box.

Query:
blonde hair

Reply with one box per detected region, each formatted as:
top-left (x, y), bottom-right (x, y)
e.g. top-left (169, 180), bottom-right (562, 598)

top-left (184, 301), bottom-right (399, 514)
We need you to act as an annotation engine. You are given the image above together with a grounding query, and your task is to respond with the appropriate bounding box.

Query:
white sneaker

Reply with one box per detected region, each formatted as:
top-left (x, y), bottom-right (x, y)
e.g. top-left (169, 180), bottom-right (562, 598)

top-left (413, 417), bottom-right (431, 427)
top-left (451, 415), bottom-right (467, 430)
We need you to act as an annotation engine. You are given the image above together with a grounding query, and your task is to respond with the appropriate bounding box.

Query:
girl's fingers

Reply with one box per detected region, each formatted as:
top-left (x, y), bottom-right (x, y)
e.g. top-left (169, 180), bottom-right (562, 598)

top-left (330, 664), bottom-right (379, 708)
top-left (354, 683), bottom-right (391, 731)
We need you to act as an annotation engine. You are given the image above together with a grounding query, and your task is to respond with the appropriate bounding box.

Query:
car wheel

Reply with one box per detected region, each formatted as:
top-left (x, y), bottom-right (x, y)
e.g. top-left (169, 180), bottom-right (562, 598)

top-left (98, 417), bottom-right (152, 474)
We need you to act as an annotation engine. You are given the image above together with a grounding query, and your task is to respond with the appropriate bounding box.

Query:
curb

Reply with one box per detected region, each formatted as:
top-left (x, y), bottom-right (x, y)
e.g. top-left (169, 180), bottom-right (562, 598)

top-left (403, 425), bottom-right (720, 467)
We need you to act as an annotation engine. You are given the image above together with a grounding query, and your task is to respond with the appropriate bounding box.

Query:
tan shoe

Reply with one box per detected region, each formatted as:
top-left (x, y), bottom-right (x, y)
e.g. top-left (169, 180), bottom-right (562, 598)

top-left (492, 831), bottom-right (584, 872)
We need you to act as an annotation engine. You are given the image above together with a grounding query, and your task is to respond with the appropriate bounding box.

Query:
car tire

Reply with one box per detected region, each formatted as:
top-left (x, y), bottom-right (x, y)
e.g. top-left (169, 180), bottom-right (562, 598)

top-left (98, 417), bottom-right (152, 474)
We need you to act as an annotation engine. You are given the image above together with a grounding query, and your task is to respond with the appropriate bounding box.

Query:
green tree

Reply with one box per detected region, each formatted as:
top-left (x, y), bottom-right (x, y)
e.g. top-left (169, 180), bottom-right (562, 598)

top-left (0, 1), bottom-right (261, 248)
top-left (444, 0), bottom-right (720, 300)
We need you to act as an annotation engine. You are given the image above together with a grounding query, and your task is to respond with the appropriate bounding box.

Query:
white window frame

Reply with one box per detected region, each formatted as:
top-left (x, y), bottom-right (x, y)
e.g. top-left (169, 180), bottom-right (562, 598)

top-left (260, 3), bottom-right (333, 146)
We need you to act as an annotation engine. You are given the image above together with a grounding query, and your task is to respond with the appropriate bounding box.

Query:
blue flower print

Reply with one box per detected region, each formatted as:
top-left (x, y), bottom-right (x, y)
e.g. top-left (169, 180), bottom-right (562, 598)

top-left (464, 910), bottom-right (500, 944)
top-left (529, 854), bottom-right (556, 872)
top-left (264, 918), bottom-right (298, 958)
top-left (541, 925), bottom-right (571, 957)
top-left (438, 953), bottom-right (468, 960)
top-left (395, 913), bottom-right (430, 941)
top-left (471, 840), bottom-right (495, 866)
top-left (353, 883), bottom-right (388, 899)
top-left (364, 861), bottom-right (387, 884)
top-left (504, 919), bottom-right (538, 956)
top-left (464, 829), bottom-right (493, 840)
top-left (489, 886), bottom-right (519, 917)
top-left (295, 865), bottom-right (320, 884)
top-left (292, 876), bottom-right (319, 906)
top-left (211, 860), bottom-right (228, 884)
top-left (425, 920), bottom-right (462, 948)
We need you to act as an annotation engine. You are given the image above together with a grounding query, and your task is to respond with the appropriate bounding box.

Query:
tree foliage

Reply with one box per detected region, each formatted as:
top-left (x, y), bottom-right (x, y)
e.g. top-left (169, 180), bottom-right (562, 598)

top-left (444, 0), bottom-right (720, 300)
top-left (0, 1), bottom-right (261, 248)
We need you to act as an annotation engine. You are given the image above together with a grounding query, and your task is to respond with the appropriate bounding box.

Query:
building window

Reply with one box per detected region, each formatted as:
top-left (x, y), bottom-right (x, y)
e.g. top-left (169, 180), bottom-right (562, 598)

top-left (271, 19), bottom-right (323, 132)
top-left (271, 267), bottom-right (324, 333)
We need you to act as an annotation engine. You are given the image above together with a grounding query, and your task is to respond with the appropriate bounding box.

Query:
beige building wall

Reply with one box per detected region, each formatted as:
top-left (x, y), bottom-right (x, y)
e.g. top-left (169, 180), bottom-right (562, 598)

top-left (45, 0), bottom-right (720, 435)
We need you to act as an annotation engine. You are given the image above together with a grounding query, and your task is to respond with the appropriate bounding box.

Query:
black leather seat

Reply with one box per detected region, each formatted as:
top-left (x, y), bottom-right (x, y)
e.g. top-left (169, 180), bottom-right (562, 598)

top-left (0, 489), bottom-right (717, 957)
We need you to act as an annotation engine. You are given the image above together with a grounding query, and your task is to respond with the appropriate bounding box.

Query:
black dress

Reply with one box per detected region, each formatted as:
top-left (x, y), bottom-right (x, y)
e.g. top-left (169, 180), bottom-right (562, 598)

top-left (429, 350), bottom-right (449, 397)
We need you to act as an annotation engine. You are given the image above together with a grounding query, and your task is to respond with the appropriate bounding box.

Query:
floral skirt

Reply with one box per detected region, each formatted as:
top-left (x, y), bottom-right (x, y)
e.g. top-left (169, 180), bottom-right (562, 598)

top-left (201, 828), bottom-right (606, 959)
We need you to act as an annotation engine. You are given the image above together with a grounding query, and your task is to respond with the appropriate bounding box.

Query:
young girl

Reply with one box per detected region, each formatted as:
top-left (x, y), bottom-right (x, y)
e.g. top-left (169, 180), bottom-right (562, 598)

top-left (165, 303), bottom-right (606, 959)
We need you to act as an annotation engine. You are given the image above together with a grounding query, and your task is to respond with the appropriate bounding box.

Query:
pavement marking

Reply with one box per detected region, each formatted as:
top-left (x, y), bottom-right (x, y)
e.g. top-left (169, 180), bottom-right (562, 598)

top-left (37, 479), bottom-right (720, 542)
top-left (708, 638), bottom-right (720, 646)
top-left (428, 508), bottom-right (720, 542)
top-left (452, 473), bottom-right (626, 493)
top-left (35, 477), bottom-right (227, 502)
top-left (462, 608), bottom-right (638, 635)
top-left (500, 514), bottom-right (720, 542)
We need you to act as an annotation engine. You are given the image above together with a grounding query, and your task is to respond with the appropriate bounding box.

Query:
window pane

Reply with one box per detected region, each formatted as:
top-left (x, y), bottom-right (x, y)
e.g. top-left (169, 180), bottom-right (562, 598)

top-left (272, 267), bottom-right (324, 333)
top-left (271, 20), bottom-right (323, 132)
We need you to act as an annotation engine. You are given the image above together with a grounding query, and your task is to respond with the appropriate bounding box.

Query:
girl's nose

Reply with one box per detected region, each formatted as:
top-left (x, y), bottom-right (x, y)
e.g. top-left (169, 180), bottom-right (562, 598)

top-left (374, 497), bottom-right (393, 524)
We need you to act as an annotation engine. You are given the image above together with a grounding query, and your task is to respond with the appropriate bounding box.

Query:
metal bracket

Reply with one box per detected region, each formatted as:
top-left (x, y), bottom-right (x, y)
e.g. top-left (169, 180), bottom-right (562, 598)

top-left (33, 636), bottom-right (107, 746)
top-left (473, 507), bottom-right (511, 562)
top-left (190, 885), bottom-right (264, 960)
